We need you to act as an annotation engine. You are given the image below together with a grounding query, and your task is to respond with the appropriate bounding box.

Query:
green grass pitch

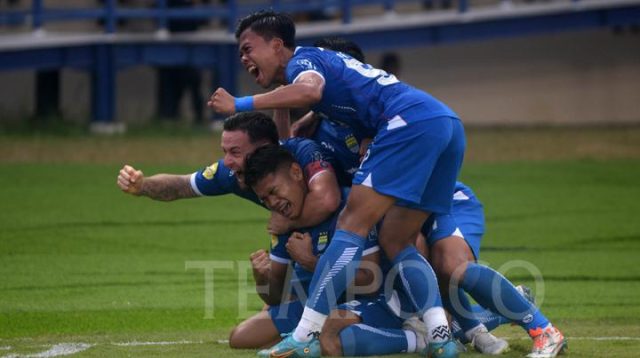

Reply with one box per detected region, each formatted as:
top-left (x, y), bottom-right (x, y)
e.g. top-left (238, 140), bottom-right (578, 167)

top-left (1, 135), bottom-right (640, 356)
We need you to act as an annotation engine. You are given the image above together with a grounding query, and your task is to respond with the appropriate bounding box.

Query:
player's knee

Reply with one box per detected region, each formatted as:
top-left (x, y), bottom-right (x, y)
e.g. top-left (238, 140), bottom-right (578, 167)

top-left (228, 324), bottom-right (244, 348)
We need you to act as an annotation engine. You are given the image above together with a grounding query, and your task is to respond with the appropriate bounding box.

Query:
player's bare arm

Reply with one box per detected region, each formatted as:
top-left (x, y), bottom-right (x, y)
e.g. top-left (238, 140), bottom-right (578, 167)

top-left (208, 72), bottom-right (324, 115)
top-left (290, 111), bottom-right (320, 138)
top-left (250, 249), bottom-right (288, 306)
top-left (272, 107), bottom-right (291, 140)
top-left (268, 169), bottom-right (341, 235)
top-left (117, 165), bottom-right (196, 201)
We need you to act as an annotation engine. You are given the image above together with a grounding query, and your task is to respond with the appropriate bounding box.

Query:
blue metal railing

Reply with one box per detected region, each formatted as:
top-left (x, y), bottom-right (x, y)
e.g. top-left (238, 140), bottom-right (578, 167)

top-left (1, 0), bottom-right (585, 34)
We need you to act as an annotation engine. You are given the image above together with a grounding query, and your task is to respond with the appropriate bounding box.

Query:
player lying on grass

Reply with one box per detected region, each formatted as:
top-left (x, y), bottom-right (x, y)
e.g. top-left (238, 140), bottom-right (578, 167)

top-left (228, 145), bottom-right (382, 349)
top-left (117, 112), bottom-right (347, 235)
top-left (209, 11), bottom-right (462, 357)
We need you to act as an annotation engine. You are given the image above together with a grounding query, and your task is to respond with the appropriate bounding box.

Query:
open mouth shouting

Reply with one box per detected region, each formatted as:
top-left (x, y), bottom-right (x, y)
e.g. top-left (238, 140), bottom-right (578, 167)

top-left (247, 64), bottom-right (261, 83)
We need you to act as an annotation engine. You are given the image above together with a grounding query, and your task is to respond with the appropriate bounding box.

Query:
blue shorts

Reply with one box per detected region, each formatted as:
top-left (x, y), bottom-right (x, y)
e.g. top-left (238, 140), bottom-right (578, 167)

top-left (353, 116), bottom-right (465, 214)
top-left (337, 293), bottom-right (408, 329)
top-left (421, 186), bottom-right (485, 260)
top-left (268, 299), bottom-right (304, 334)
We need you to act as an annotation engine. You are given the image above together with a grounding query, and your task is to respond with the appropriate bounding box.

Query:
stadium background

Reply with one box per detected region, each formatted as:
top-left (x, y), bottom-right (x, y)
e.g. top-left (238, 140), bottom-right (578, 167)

top-left (1, 1), bottom-right (639, 357)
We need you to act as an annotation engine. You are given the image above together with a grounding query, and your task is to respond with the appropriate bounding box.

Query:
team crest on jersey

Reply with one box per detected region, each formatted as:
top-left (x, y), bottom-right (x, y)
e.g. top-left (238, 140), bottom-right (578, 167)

top-left (296, 59), bottom-right (316, 71)
top-left (317, 232), bottom-right (329, 251)
top-left (345, 134), bottom-right (359, 154)
top-left (271, 234), bottom-right (278, 249)
top-left (203, 162), bottom-right (218, 180)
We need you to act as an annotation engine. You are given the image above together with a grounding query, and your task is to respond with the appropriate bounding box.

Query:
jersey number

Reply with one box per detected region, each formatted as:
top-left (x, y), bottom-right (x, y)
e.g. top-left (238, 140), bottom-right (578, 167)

top-left (341, 55), bottom-right (399, 86)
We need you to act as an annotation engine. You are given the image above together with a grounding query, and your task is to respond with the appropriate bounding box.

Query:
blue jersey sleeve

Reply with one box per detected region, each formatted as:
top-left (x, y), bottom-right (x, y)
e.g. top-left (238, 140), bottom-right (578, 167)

top-left (286, 49), bottom-right (327, 85)
top-left (269, 234), bottom-right (291, 264)
top-left (190, 160), bottom-right (263, 205)
top-left (281, 138), bottom-right (337, 184)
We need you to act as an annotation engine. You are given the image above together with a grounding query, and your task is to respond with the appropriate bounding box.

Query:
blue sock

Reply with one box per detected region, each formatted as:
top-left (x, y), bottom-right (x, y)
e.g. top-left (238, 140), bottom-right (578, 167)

top-left (340, 324), bottom-right (410, 356)
top-left (471, 303), bottom-right (512, 331)
top-left (392, 246), bottom-right (451, 343)
top-left (461, 262), bottom-right (550, 334)
top-left (445, 288), bottom-right (482, 344)
top-left (451, 303), bottom-right (512, 343)
top-left (392, 246), bottom-right (443, 314)
top-left (305, 229), bottom-right (365, 315)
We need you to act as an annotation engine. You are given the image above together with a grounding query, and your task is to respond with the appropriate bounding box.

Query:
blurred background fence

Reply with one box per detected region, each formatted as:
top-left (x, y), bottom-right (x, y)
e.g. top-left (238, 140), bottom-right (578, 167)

top-left (0, 0), bottom-right (639, 131)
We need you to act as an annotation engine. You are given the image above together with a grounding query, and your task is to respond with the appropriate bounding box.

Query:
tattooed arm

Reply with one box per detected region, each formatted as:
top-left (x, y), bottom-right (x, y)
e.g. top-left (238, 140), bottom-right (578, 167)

top-left (117, 165), bottom-right (197, 201)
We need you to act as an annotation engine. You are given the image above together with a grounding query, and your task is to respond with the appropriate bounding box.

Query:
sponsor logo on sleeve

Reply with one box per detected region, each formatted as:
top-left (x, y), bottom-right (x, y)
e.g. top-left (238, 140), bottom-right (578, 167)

top-left (296, 58), bottom-right (316, 71)
top-left (203, 162), bottom-right (219, 180)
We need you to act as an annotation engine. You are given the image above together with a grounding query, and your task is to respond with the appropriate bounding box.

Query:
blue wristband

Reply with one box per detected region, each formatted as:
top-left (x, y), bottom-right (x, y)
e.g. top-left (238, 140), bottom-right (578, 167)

top-left (234, 96), bottom-right (254, 112)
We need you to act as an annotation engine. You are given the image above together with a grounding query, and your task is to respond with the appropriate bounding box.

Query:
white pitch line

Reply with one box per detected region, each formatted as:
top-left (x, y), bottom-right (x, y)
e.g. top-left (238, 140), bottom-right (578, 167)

top-left (111, 340), bottom-right (204, 347)
top-left (2, 343), bottom-right (94, 358)
top-left (567, 336), bottom-right (640, 341)
top-left (507, 336), bottom-right (640, 341)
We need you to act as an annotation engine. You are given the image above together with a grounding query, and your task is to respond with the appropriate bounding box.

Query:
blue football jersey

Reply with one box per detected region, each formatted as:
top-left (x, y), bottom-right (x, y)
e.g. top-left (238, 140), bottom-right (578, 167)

top-left (286, 47), bottom-right (459, 136)
top-left (312, 117), bottom-right (363, 181)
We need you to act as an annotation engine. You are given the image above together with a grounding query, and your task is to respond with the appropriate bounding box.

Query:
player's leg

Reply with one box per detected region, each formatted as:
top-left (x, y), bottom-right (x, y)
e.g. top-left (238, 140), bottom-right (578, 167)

top-left (324, 295), bottom-right (423, 356)
top-left (379, 205), bottom-right (457, 356)
top-left (459, 262), bottom-right (566, 357)
top-left (229, 310), bottom-right (281, 349)
top-left (290, 184), bottom-right (395, 341)
top-left (233, 300), bottom-right (304, 349)
top-left (430, 235), bottom-right (509, 354)
top-left (320, 309), bottom-right (361, 356)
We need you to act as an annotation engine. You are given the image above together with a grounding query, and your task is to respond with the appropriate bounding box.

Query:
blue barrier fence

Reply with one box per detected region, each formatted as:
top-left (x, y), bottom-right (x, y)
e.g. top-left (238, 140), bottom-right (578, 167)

top-left (0, 0), bottom-right (585, 33)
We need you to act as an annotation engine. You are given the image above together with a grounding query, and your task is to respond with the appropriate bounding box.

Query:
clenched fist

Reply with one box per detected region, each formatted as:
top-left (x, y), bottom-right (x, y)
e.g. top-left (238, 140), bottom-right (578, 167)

top-left (117, 165), bottom-right (144, 195)
top-left (250, 249), bottom-right (271, 284)
top-left (207, 87), bottom-right (236, 115)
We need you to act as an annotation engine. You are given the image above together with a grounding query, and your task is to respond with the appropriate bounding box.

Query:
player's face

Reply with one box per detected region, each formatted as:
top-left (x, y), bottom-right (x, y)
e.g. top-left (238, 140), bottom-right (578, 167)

top-left (238, 29), bottom-right (282, 88)
top-left (252, 164), bottom-right (306, 220)
top-left (221, 130), bottom-right (261, 185)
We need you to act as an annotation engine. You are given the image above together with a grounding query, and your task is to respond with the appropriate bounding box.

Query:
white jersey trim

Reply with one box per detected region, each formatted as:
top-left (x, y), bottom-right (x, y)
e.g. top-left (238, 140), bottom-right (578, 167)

top-left (190, 172), bottom-right (204, 196)
top-left (269, 253), bottom-right (291, 264)
top-left (308, 169), bottom-right (330, 185)
top-left (292, 69), bottom-right (325, 86)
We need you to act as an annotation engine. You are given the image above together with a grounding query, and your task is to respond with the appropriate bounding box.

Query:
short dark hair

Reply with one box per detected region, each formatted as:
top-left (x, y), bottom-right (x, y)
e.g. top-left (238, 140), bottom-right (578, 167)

top-left (314, 37), bottom-right (365, 63)
top-left (223, 112), bottom-right (279, 145)
top-left (235, 10), bottom-right (296, 50)
top-left (245, 145), bottom-right (296, 188)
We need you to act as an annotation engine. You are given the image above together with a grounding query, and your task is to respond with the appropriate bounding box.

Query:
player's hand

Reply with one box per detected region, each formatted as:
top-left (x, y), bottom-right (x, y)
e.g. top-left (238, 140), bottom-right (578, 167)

top-left (207, 87), bottom-right (236, 115)
top-left (268, 212), bottom-right (293, 235)
top-left (286, 232), bottom-right (316, 272)
top-left (250, 249), bottom-right (271, 283)
top-left (359, 138), bottom-right (373, 163)
top-left (290, 112), bottom-right (320, 138)
top-left (117, 165), bottom-right (144, 195)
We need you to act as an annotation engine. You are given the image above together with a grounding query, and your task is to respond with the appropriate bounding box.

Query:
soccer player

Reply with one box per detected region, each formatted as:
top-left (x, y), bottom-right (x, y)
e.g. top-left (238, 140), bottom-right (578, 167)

top-left (209, 11), bottom-right (462, 356)
top-left (116, 111), bottom-right (344, 234)
top-left (229, 145), bottom-right (381, 349)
